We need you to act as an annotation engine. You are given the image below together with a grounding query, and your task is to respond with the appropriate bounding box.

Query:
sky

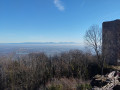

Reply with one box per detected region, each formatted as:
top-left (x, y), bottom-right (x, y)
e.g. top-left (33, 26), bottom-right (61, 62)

top-left (0, 0), bottom-right (120, 43)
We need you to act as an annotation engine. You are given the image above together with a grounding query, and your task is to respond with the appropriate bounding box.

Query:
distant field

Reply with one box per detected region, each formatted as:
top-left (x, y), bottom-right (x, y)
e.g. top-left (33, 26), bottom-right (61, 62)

top-left (0, 43), bottom-right (84, 56)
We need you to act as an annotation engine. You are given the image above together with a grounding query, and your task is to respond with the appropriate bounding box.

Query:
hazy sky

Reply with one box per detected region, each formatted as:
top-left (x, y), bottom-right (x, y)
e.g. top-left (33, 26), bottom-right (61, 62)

top-left (0, 0), bottom-right (120, 43)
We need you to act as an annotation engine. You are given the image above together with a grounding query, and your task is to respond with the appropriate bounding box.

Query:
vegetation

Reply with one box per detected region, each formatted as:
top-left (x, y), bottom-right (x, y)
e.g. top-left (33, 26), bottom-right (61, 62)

top-left (0, 49), bottom-right (103, 90)
top-left (85, 25), bottom-right (106, 75)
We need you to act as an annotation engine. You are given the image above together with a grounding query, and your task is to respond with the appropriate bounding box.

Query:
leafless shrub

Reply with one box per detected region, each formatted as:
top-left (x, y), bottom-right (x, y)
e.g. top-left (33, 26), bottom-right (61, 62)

top-left (0, 50), bottom-right (100, 89)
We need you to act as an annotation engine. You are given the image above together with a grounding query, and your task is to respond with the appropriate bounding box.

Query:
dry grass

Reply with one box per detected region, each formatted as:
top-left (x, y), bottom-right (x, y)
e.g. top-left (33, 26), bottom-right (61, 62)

top-left (46, 77), bottom-right (90, 90)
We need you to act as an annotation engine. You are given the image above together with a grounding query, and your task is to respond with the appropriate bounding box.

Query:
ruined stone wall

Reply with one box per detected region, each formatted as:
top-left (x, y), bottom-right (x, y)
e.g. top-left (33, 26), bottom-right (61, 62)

top-left (102, 20), bottom-right (120, 65)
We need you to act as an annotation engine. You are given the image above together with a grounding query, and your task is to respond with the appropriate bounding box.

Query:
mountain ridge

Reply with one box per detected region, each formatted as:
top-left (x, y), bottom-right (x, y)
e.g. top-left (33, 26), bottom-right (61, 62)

top-left (0, 42), bottom-right (80, 44)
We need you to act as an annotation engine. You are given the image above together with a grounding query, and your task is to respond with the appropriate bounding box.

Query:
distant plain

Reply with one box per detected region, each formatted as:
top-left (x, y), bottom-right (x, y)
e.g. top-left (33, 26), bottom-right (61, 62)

top-left (0, 43), bottom-right (84, 56)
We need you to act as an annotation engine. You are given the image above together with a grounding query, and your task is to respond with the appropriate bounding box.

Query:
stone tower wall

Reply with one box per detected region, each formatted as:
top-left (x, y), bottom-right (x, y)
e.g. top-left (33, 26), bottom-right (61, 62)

top-left (102, 20), bottom-right (120, 65)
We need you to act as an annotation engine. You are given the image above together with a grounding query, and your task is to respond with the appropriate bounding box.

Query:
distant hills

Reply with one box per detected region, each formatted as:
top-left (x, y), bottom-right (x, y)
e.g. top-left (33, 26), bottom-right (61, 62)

top-left (23, 42), bottom-right (80, 44)
top-left (0, 42), bottom-right (80, 44)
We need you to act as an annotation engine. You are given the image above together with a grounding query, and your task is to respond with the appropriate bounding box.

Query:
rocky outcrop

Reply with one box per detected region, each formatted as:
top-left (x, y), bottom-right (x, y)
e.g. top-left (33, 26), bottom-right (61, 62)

top-left (91, 71), bottom-right (120, 90)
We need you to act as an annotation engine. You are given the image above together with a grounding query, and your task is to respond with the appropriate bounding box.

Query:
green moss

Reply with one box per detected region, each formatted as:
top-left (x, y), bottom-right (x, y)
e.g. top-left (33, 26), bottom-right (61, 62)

top-left (48, 84), bottom-right (63, 90)
top-left (77, 84), bottom-right (92, 90)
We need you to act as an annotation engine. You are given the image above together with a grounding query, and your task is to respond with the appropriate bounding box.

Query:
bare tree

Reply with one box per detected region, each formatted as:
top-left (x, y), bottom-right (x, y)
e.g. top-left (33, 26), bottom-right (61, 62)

top-left (85, 25), bottom-right (104, 74)
top-left (85, 25), bottom-right (102, 61)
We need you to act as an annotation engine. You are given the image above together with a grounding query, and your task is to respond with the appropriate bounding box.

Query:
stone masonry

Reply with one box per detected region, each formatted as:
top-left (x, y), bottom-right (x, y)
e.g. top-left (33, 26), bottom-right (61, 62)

top-left (102, 19), bottom-right (120, 65)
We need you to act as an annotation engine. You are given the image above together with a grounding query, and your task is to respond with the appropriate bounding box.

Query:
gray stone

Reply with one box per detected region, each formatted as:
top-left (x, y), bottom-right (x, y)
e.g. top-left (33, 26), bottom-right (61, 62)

top-left (102, 19), bottom-right (120, 65)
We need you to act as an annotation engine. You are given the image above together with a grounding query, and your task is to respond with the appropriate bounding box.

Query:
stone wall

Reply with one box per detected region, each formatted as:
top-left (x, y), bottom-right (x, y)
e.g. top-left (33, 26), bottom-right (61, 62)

top-left (102, 19), bottom-right (120, 65)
